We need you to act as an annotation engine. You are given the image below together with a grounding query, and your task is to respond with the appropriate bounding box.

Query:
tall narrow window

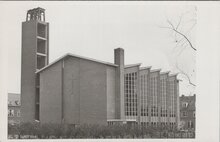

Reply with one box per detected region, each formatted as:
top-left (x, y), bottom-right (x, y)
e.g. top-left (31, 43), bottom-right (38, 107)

top-left (8, 109), bottom-right (14, 117)
top-left (17, 110), bottom-right (21, 117)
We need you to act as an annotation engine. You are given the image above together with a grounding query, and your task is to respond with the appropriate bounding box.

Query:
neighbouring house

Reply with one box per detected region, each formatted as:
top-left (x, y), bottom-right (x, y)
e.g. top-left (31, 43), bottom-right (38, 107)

top-left (179, 94), bottom-right (196, 131)
top-left (8, 93), bottom-right (21, 125)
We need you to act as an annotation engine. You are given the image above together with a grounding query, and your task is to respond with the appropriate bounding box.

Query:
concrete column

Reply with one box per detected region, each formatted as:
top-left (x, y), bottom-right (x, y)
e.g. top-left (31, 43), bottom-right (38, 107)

top-left (147, 71), bottom-right (151, 124)
top-left (166, 78), bottom-right (170, 125)
top-left (114, 48), bottom-right (125, 120)
top-left (137, 69), bottom-right (141, 125)
top-left (176, 80), bottom-right (180, 129)
top-left (158, 73), bottom-right (161, 126)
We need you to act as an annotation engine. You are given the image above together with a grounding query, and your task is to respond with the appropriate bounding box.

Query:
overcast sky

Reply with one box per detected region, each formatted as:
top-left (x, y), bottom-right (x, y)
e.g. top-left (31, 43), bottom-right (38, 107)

top-left (0, 2), bottom-right (196, 96)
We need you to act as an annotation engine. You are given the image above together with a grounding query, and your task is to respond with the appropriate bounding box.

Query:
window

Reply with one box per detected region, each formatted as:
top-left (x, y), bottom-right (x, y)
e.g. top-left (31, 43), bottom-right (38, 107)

top-left (124, 72), bottom-right (138, 117)
top-left (193, 111), bottom-right (195, 117)
top-left (17, 110), bottom-right (20, 117)
top-left (188, 121), bottom-right (193, 128)
top-left (8, 109), bottom-right (14, 117)
top-left (182, 102), bottom-right (188, 108)
top-left (15, 100), bottom-right (20, 106)
top-left (182, 111), bottom-right (187, 117)
top-left (8, 101), bottom-right (12, 106)
top-left (190, 121), bottom-right (194, 128)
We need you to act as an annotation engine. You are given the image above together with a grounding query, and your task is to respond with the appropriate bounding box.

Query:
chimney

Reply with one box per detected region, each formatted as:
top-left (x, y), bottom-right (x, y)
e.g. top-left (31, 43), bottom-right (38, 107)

top-left (114, 48), bottom-right (125, 120)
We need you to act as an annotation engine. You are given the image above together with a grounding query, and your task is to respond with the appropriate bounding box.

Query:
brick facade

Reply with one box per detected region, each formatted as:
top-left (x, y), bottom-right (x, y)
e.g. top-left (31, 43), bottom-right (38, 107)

top-left (179, 95), bottom-right (196, 131)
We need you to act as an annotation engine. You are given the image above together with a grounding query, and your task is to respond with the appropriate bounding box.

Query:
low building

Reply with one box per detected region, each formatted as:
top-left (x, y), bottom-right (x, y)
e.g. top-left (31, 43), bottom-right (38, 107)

top-left (8, 93), bottom-right (21, 124)
top-left (179, 94), bottom-right (196, 131)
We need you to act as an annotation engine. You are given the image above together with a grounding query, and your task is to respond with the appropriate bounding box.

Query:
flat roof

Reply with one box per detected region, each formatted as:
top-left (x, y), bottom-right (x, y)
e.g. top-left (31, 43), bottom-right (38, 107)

top-left (36, 53), bottom-right (118, 73)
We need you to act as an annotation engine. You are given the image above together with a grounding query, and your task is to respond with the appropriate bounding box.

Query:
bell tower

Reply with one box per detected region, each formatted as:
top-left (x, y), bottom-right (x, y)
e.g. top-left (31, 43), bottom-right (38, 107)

top-left (21, 7), bottom-right (49, 122)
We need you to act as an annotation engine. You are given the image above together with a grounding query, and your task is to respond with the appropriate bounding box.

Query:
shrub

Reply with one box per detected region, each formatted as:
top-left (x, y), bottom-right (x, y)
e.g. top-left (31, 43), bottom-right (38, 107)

top-left (8, 122), bottom-right (193, 139)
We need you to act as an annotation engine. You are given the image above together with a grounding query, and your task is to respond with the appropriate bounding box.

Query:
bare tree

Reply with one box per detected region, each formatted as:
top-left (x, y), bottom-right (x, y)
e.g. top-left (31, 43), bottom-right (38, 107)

top-left (176, 62), bottom-right (196, 87)
top-left (160, 8), bottom-right (196, 87)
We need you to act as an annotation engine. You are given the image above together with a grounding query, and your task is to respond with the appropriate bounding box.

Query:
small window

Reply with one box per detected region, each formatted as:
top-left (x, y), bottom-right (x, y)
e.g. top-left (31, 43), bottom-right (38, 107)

top-left (188, 121), bottom-right (192, 128)
top-left (15, 100), bottom-right (20, 106)
top-left (182, 102), bottom-right (188, 108)
top-left (193, 111), bottom-right (195, 117)
top-left (8, 101), bottom-right (12, 106)
top-left (17, 110), bottom-right (20, 117)
top-left (182, 111), bottom-right (188, 117)
top-left (8, 109), bottom-right (14, 117)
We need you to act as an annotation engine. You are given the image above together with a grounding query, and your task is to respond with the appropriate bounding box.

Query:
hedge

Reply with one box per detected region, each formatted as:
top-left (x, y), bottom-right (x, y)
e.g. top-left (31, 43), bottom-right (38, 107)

top-left (8, 122), bottom-right (194, 139)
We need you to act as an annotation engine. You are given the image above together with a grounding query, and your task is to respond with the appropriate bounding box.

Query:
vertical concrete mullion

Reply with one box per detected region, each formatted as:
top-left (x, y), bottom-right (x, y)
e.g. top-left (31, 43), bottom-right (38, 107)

top-left (158, 73), bottom-right (161, 125)
top-left (46, 23), bottom-right (49, 64)
top-left (175, 79), bottom-right (179, 128)
top-left (79, 59), bottom-right (81, 125)
top-left (166, 77), bottom-right (170, 125)
top-left (148, 71), bottom-right (151, 124)
top-left (137, 68), bottom-right (141, 125)
top-left (61, 59), bottom-right (64, 124)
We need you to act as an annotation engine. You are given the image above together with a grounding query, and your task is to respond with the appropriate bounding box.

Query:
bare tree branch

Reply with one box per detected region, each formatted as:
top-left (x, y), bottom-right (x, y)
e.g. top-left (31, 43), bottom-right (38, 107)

top-left (176, 63), bottom-right (196, 87)
top-left (172, 38), bottom-right (184, 53)
top-left (167, 19), bottom-right (175, 30)
top-left (176, 14), bottom-right (183, 30)
top-left (177, 43), bottom-right (187, 57)
top-left (171, 28), bottom-right (196, 51)
top-left (160, 17), bottom-right (197, 51)
top-left (174, 14), bottom-right (183, 40)
top-left (185, 20), bottom-right (196, 34)
top-left (159, 10), bottom-right (196, 88)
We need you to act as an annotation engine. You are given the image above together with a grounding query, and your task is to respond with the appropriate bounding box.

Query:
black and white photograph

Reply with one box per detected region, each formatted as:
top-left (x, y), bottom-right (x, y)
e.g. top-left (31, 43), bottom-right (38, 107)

top-left (0, 1), bottom-right (219, 142)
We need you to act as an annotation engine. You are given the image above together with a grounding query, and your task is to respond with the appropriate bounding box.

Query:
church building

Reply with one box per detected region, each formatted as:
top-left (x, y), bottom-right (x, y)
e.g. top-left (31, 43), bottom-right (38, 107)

top-left (21, 7), bottom-right (180, 128)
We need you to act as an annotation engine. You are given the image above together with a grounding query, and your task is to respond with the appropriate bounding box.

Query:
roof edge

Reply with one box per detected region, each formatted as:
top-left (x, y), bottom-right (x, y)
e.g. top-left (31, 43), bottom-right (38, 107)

top-left (160, 71), bottom-right (170, 75)
top-left (67, 53), bottom-right (118, 67)
top-left (36, 54), bottom-right (69, 73)
top-left (150, 69), bottom-right (161, 73)
top-left (140, 66), bottom-right (152, 70)
top-left (125, 63), bottom-right (141, 68)
top-left (36, 53), bottom-right (118, 74)
top-left (169, 73), bottom-right (178, 77)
